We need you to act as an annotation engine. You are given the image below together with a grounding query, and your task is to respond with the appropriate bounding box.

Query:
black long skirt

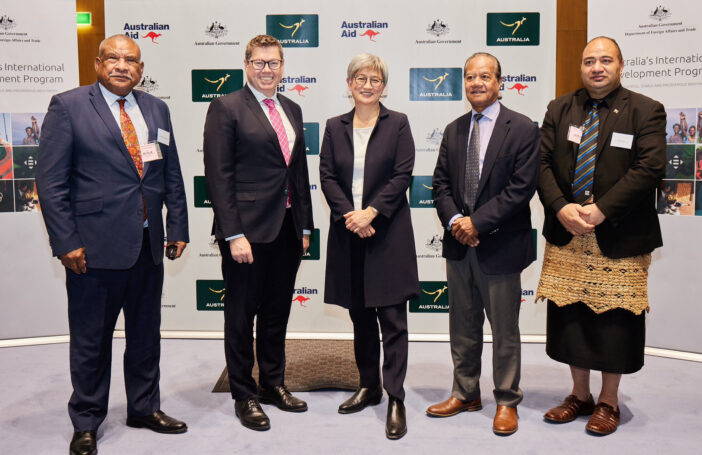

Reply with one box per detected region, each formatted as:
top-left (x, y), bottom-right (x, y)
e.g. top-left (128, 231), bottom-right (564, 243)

top-left (546, 300), bottom-right (645, 374)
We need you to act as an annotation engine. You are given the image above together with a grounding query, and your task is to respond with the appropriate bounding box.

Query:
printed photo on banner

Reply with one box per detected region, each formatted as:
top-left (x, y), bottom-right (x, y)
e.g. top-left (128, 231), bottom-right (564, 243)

top-left (657, 180), bottom-right (694, 216)
top-left (666, 108), bottom-right (696, 144)
top-left (11, 113), bottom-right (45, 147)
top-left (14, 179), bottom-right (39, 213)
top-left (0, 180), bottom-right (14, 212)
top-left (0, 114), bottom-right (13, 180)
top-left (665, 144), bottom-right (694, 180)
top-left (696, 147), bottom-right (702, 179)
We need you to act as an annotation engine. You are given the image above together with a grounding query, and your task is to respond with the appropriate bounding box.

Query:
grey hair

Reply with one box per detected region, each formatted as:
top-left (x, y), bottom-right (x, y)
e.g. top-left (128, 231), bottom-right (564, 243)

top-left (346, 53), bottom-right (388, 84)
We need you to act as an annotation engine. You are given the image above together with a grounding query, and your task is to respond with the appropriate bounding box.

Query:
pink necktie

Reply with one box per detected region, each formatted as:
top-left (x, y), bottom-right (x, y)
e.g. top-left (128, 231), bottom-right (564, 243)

top-left (262, 98), bottom-right (291, 165)
top-left (263, 98), bottom-right (291, 207)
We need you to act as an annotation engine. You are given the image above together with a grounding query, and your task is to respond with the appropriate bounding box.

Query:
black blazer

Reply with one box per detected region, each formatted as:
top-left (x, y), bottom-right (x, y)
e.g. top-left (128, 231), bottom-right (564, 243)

top-left (538, 86), bottom-right (666, 258)
top-left (203, 85), bottom-right (313, 242)
top-left (433, 103), bottom-right (540, 274)
top-left (320, 104), bottom-right (419, 308)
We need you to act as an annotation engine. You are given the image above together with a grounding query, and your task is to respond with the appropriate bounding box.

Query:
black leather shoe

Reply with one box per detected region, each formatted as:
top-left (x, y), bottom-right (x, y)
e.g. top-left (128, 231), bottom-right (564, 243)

top-left (70, 431), bottom-right (97, 455)
top-left (338, 386), bottom-right (383, 414)
top-left (386, 396), bottom-right (407, 440)
top-left (126, 410), bottom-right (187, 434)
top-left (258, 385), bottom-right (308, 412)
top-left (235, 397), bottom-right (271, 431)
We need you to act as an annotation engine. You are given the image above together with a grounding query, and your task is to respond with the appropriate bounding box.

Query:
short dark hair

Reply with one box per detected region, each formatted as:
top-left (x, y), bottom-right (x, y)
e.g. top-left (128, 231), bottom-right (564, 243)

top-left (585, 36), bottom-right (623, 62)
top-left (464, 52), bottom-right (502, 80)
top-left (245, 35), bottom-right (284, 61)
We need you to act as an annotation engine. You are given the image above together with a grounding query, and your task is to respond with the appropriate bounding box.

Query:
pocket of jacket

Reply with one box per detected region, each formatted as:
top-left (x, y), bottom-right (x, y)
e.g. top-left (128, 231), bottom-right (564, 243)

top-left (236, 192), bottom-right (256, 202)
top-left (73, 197), bottom-right (103, 215)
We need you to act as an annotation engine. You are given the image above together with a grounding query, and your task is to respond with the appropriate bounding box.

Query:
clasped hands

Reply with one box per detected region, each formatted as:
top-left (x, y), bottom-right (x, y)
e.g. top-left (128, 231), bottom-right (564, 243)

top-left (556, 203), bottom-right (606, 236)
top-left (344, 207), bottom-right (377, 238)
top-left (452, 216), bottom-right (480, 247)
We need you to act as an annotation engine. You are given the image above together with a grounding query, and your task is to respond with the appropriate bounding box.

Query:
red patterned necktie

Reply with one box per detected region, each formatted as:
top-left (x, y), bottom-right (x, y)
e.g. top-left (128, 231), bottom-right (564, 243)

top-left (117, 99), bottom-right (143, 177)
top-left (263, 98), bottom-right (292, 207)
top-left (117, 99), bottom-right (146, 219)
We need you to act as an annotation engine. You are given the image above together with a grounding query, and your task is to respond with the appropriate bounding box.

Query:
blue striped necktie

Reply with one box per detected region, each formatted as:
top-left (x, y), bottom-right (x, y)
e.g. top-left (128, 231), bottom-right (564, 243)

top-left (573, 100), bottom-right (601, 203)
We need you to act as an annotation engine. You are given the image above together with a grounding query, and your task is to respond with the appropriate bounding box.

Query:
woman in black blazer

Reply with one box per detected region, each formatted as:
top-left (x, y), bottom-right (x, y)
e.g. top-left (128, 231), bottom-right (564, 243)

top-left (319, 53), bottom-right (419, 440)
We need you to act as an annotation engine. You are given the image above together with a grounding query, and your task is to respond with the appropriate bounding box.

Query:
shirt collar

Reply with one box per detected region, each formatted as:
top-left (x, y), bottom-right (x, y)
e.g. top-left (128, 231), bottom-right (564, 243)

top-left (588, 84), bottom-right (621, 109)
top-left (471, 100), bottom-right (500, 121)
top-left (247, 83), bottom-right (279, 105)
top-left (98, 82), bottom-right (137, 107)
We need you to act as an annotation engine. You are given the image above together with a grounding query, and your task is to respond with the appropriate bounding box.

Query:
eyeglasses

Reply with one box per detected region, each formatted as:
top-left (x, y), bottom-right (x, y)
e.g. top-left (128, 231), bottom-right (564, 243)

top-left (248, 59), bottom-right (282, 70)
top-left (353, 75), bottom-right (384, 88)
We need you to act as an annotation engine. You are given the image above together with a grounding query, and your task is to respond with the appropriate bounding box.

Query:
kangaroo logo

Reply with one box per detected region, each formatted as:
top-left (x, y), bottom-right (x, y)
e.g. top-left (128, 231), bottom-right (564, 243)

top-left (143, 31), bottom-right (162, 43)
top-left (500, 17), bottom-right (527, 35)
top-left (423, 72), bottom-right (449, 90)
top-left (360, 30), bottom-right (380, 41)
top-left (422, 184), bottom-right (433, 190)
top-left (508, 83), bottom-right (528, 95)
top-left (422, 285), bottom-right (448, 303)
top-left (279, 18), bottom-right (305, 37)
top-left (290, 84), bottom-right (309, 96)
top-left (204, 74), bottom-right (230, 92)
top-left (292, 295), bottom-right (311, 307)
top-left (209, 288), bottom-right (226, 301)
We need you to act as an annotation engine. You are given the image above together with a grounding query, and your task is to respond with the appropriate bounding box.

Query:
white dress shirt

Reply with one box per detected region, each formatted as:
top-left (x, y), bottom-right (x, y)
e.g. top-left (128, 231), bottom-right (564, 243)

top-left (352, 126), bottom-right (373, 210)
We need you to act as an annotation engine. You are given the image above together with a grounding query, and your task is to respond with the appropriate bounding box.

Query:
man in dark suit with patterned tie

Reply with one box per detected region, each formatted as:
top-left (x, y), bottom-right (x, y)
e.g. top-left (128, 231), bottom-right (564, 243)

top-left (203, 35), bottom-right (314, 431)
top-left (428, 53), bottom-right (540, 435)
top-left (36, 35), bottom-right (189, 455)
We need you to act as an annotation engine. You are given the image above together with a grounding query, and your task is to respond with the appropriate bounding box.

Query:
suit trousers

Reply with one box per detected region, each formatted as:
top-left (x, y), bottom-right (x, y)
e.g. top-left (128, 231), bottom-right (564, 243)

top-left (66, 229), bottom-right (163, 431)
top-left (348, 235), bottom-right (408, 401)
top-left (218, 210), bottom-right (302, 399)
top-left (446, 247), bottom-right (523, 407)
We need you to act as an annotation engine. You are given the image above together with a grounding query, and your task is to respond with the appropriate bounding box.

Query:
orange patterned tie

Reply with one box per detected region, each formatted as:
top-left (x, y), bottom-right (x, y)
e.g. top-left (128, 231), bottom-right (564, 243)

top-left (117, 99), bottom-right (146, 219)
top-left (117, 99), bottom-right (143, 177)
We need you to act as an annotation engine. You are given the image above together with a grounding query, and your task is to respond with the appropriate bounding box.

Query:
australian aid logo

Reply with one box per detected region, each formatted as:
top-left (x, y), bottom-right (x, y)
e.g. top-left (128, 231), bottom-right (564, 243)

top-left (409, 176), bottom-right (435, 208)
top-left (501, 74), bottom-right (537, 96)
top-left (410, 281), bottom-right (449, 313)
top-left (277, 74), bottom-right (317, 97)
top-left (266, 14), bottom-right (318, 47)
top-left (340, 20), bottom-right (388, 41)
top-left (123, 22), bottom-right (170, 44)
top-left (486, 13), bottom-right (540, 46)
top-left (191, 69), bottom-right (243, 102)
top-left (409, 68), bottom-right (462, 101)
top-left (292, 286), bottom-right (318, 307)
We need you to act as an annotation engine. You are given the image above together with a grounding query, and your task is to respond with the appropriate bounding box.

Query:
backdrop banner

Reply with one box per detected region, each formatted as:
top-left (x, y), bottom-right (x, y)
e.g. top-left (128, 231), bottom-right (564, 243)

top-left (103, 0), bottom-right (557, 336)
top-left (589, 0), bottom-right (702, 353)
top-left (0, 0), bottom-right (78, 339)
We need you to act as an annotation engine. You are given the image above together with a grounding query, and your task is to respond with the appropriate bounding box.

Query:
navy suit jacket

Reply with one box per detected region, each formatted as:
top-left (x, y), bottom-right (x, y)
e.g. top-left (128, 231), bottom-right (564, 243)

top-left (203, 85), bottom-right (313, 242)
top-left (433, 103), bottom-right (540, 274)
top-left (36, 83), bottom-right (189, 269)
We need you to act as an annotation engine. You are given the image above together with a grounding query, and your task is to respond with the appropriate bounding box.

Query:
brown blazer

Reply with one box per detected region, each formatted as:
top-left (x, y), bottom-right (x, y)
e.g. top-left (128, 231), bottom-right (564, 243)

top-left (538, 86), bottom-right (666, 258)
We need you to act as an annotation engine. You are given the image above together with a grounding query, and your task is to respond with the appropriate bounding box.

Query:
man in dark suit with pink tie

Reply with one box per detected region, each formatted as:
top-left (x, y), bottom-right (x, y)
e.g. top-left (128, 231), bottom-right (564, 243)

top-left (203, 35), bottom-right (314, 431)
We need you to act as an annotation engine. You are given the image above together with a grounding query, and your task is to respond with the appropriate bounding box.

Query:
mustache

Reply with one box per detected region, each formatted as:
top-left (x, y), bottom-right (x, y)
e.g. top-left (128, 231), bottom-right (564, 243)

top-left (108, 72), bottom-right (133, 80)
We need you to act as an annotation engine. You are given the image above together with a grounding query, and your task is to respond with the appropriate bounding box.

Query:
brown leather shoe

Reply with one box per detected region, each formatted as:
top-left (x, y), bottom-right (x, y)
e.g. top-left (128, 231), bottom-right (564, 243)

top-left (426, 396), bottom-right (482, 417)
top-left (493, 405), bottom-right (518, 435)
top-left (585, 403), bottom-right (620, 435)
top-left (544, 394), bottom-right (595, 423)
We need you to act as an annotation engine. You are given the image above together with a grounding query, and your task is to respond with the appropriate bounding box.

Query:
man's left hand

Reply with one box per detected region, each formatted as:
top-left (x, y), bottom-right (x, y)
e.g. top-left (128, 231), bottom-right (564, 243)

top-left (302, 234), bottom-right (310, 254)
top-left (166, 241), bottom-right (187, 259)
top-left (452, 216), bottom-right (480, 247)
top-left (580, 204), bottom-right (606, 226)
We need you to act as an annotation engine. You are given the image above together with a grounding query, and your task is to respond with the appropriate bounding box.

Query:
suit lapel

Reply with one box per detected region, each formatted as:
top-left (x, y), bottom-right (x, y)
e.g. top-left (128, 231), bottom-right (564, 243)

top-left (477, 106), bottom-right (508, 197)
top-left (243, 85), bottom-right (287, 165)
top-left (596, 88), bottom-right (628, 159)
top-left (570, 89), bottom-right (589, 162)
top-left (133, 89), bottom-right (154, 177)
top-left (88, 83), bottom-right (141, 178)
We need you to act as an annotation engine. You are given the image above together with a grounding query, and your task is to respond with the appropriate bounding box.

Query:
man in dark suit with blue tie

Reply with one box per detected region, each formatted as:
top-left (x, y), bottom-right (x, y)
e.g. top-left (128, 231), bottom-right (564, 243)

top-left (428, 53), bottom-right (540, 435)
top-left (36, 35), bottom-right (189, 455)
top-left (203, 35), bottom-right (313, 431)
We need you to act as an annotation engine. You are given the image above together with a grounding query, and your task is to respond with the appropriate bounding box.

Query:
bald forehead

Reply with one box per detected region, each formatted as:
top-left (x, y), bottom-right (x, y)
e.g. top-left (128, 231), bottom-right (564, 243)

top-left (98, 35), bottom-right (141, 58)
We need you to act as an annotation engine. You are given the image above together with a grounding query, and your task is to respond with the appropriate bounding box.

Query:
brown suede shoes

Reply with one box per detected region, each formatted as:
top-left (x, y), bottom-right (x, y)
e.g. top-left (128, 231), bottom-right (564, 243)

top-left (493, 405), bottom-right (518, 435)
top-left (585, 403), bottom-right (620, 435)
top-left (544, 394), bottom-right (596, 423)
top-left (426, 396), bottom-right (482, 417)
